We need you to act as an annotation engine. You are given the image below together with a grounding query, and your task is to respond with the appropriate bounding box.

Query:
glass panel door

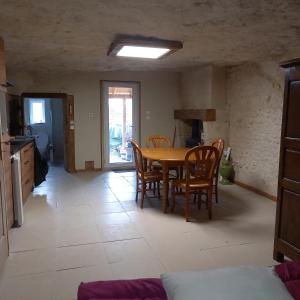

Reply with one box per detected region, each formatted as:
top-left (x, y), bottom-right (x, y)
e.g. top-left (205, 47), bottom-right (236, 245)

top-left (102, 82), bottom-right (139, 169)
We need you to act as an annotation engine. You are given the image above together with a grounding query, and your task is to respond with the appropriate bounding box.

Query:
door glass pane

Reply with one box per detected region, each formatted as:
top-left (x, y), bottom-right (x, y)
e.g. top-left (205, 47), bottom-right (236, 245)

top-left (108, 87), bottom-right (133, 164)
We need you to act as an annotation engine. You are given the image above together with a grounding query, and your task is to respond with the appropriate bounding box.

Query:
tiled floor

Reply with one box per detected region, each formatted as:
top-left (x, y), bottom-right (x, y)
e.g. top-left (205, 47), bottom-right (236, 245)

top-left (0, 166), bottom-right (277, 299)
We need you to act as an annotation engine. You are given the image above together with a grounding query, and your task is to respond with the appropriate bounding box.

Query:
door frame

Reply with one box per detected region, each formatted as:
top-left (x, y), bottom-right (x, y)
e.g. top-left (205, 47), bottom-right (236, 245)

top-left (21, 93), bottom-right (75, 173)
top-left (0, 156), bottom-right (8, 273)
top-left (100, 80), bottom-right (141, 170)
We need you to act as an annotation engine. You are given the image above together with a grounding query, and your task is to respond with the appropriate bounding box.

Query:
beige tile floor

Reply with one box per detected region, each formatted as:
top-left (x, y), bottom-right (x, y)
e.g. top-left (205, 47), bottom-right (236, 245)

top-left (0, 166), bottom-right (277, 300)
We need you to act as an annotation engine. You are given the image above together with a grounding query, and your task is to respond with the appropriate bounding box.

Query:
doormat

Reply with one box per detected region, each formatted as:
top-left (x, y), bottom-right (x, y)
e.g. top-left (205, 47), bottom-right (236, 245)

top-left (113, 168), bottom-right (135, 173)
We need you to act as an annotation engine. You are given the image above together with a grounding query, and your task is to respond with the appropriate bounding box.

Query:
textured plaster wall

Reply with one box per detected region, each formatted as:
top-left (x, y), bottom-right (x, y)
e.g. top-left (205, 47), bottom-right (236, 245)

top-left (227, 62), bottom-right (284, 196)
top-left (179, 66), bottom-right (229, 145)
top-left (8, 70), bottom-right (181, 170)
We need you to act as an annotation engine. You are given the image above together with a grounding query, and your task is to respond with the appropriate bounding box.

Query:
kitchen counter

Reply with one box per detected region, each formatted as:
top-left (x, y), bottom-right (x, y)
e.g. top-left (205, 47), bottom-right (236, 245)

top-left (10, 138), bottom-right (35, 155)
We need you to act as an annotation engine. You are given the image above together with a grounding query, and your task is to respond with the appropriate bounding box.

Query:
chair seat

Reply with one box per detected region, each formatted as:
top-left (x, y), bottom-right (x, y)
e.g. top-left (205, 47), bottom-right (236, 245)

top-left (139, 170), bottom-right (163, 181)
top-left (174, 178), bottom-right (210, 189)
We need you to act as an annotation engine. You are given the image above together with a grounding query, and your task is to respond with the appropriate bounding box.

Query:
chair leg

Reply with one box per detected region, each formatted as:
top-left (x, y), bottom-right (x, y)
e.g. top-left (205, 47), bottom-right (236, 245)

top-left (141, 182), bottom-right (146, 209)
top-left (204, 190), bottom-right (208, 209)
top-left (171, 182), bottom-right (176, 212)
top-left (215, 179), bottom-right (219, 203)
top-left (207, 188), bottom-right (213, 220)
top-left (184, 190), bottom-right (190, 222)
top-left (157, 181), bottom-right (161, 198)
top-left (179, 167), bottom-right (183, 192)
top-left (197, 192), bottom-right (202, 210)
top-left (135, 177), bottom-right (139, 203)
top-left (193, 193), bottom-right (197, 204)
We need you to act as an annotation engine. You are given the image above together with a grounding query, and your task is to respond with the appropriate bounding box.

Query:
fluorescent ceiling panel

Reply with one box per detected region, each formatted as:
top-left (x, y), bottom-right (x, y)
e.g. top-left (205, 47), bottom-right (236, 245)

top-left (107, 36), bottom-right (183, 59)
top-left (116, 46), bottom-right (170, 59)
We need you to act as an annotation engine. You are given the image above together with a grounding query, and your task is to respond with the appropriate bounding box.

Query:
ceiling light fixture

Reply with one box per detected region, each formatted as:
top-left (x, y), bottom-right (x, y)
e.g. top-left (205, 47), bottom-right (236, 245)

top-left (107, 36), bottom-right (183, 59)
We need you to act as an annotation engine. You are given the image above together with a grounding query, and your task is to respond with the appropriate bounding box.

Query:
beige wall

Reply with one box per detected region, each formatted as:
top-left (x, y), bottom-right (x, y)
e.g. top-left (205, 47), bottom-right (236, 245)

top-left (8, 62), bottom-right (285, 196)
top-left (7, 70), bottom-right (181, 170)
top-left (226, 61), bottom-right (284, 196)
top-left (179, 66), bottom-right (229, 145)
top-left (180, 66), bottom-right (212, 109)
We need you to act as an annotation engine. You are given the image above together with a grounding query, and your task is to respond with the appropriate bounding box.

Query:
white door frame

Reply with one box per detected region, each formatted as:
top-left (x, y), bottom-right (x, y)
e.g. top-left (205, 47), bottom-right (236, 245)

top-left (101, 81), bottom-right (140, 170)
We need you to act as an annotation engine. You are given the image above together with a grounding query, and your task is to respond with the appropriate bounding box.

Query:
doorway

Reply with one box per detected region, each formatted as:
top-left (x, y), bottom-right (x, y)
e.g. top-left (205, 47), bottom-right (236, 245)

top-left (21, 93), bottom-right (75, 173)
top-left (101, 81), bottom-right (140, 169)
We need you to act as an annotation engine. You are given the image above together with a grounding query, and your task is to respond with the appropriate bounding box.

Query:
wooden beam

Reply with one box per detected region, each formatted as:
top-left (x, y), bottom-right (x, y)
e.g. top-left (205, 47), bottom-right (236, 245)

top-left (280, 58), bottom-right (300, 68)
top-left (174, 109), bottom-right (216, 121)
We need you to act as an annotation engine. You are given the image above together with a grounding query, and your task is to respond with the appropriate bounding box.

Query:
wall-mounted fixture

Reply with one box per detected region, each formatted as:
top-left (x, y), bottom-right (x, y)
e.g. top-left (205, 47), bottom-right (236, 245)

top-left (107, 35), bottom-right (183, 59)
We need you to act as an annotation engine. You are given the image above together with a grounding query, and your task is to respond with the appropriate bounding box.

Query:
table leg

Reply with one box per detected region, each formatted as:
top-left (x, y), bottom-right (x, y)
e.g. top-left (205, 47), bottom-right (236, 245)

top-left (162, 161), bottom-right (169, 213)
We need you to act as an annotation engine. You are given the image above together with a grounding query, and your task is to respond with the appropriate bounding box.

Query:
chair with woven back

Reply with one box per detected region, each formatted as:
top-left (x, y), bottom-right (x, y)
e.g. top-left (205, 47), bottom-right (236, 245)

top-left (171, 145), bottom-right (219, 222)
top-left (147, 134), bottom-right (179, 173)
top-left (211, 138), bottom-right (225, 203)
top-left (131, 140), bottom-right (163, 208)
top-left (147, 135), bottom-right (172, 148)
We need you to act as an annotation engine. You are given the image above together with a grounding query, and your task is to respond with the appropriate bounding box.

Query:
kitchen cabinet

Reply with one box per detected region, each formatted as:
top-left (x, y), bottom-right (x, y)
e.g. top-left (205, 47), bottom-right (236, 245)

top-left (8, 94), bottom-right (24, 136)
top-left (20, 142), bottom-right (34, 204)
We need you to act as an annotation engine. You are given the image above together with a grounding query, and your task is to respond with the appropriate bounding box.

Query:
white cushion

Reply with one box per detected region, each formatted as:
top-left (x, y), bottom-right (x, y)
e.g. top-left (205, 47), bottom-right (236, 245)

top-left (161, 266), bottom-right (293, 300)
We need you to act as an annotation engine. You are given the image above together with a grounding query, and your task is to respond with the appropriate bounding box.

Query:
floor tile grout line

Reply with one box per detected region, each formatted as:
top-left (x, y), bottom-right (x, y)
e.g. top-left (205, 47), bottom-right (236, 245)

top-left (2, 269), bottom-right (56, 280)
top-left (143, 236), bottom-right (168, 272)
top-left (57, 237), bottom-right (144, 249)
top-left (101, 237), bottom-right (143, 244)
top-left (56, 265), bottom-right (95, 272)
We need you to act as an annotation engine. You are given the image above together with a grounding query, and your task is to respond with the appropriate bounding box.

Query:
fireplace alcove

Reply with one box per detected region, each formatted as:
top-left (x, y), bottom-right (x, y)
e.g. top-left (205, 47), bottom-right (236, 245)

top-left (174, 109), bottom-right (216, 147)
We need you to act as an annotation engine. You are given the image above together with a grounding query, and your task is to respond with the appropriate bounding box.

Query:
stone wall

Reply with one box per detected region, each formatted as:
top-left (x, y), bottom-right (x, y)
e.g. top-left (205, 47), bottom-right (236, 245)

top-left (226, 62), bottom-right (285, 196)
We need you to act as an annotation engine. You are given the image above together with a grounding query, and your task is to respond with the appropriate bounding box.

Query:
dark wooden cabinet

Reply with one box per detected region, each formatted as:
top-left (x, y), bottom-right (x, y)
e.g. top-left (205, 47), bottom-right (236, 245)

top-left (8, 94), bottom-right (24, 136)
top-left (274, 58), bottom-right (300, 262)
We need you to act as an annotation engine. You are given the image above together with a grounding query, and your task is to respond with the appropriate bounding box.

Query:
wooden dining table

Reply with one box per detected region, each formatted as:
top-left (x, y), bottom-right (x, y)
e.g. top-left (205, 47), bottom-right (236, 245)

top-left (141, 147), bottom-right (190, 213)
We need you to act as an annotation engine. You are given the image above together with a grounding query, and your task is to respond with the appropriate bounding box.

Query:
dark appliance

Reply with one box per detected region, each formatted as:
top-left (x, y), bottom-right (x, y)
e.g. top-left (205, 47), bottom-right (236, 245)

top-left (185, 119), bottom-right (203, 148)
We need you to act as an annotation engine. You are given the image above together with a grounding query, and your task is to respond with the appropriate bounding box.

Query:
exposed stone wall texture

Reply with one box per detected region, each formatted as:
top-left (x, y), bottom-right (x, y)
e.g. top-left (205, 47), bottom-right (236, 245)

top-left (227, 62), bottom-right (284, 196)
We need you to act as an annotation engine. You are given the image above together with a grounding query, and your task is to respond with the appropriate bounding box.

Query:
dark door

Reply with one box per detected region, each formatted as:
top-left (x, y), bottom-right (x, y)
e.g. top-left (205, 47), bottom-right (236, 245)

top-left (274, 64), bottom-right (300, 261)
top-left (64, 95), bottom-right (75, 172)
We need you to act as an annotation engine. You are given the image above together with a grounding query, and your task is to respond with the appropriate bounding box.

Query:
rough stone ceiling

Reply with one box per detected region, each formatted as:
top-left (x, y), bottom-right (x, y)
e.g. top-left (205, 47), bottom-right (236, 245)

top-left (0, 0), bottom-right (300, 73)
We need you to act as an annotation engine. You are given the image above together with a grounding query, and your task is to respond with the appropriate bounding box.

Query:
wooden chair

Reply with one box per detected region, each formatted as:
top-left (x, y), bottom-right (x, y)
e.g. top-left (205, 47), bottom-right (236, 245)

top-left (131, 140), bottom-right (163, 208)
top-left (146, 135), bottom-right (179, 183)
top-left (147, 135), bottom-right (172, 148)
top-left (211, 139), bottom-right (224, 203)
top-left (171, 146), bottom-right (218, 222)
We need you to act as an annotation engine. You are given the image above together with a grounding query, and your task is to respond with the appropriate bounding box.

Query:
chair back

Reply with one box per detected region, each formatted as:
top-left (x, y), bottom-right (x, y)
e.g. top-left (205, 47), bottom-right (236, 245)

top-left (211, 139), bottom-right (224, 162)
top-left (131, 140), bottom-right (145, 176)
top-left (147, 135), bottom-right (172, 148)
top-left (184, 146), bottom-right (219, 185)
